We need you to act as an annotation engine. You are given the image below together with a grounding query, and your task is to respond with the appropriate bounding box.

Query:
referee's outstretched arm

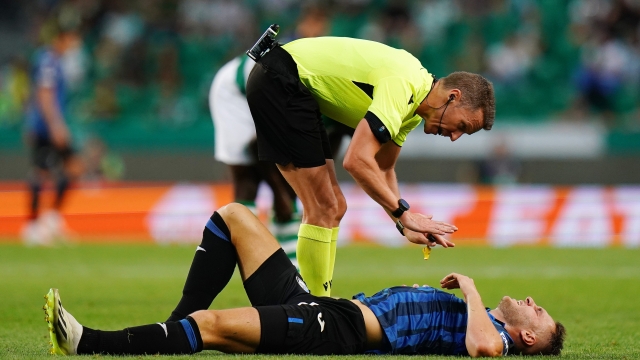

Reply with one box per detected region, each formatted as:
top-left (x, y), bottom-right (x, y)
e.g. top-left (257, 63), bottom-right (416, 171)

top-left (344, 119), bottom-right (457, 245)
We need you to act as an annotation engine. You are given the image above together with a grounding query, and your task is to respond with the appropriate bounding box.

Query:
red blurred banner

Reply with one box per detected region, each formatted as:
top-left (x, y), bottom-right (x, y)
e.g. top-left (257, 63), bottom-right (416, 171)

top-left (1, 182), bottom-right (639, 247)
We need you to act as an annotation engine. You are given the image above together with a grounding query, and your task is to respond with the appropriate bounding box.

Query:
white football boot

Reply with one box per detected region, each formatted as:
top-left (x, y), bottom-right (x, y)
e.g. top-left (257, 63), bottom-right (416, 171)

top-left (44, 288), bottom-right (83, 355)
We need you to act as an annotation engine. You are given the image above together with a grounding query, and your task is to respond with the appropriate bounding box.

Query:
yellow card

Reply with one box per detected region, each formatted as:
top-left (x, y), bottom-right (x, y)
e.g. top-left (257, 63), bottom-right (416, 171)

top-left (423, 246), bottom-right (431, 260)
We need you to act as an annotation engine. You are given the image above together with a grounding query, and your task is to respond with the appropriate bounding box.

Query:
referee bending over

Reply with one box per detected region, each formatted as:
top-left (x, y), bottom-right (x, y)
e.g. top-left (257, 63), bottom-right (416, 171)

top-left (246, 34), bottom-right (496, 296)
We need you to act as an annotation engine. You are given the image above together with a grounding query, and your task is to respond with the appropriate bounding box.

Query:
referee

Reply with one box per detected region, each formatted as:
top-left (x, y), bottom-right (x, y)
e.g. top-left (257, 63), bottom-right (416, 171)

top-left (246, 35), bottom-right (496, 296)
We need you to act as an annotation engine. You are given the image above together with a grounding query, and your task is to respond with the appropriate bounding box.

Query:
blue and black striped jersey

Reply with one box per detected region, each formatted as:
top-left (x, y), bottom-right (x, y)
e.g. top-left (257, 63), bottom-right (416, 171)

top-left (26, 47), bottom-right (67, 140)
top-left (353, 286), bottom-right (514, 356)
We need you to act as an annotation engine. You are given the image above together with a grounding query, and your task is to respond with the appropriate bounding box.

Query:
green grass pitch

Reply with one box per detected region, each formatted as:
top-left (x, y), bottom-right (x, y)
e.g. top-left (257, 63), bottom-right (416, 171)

top-left (1, 242), bottom-right (639, 359)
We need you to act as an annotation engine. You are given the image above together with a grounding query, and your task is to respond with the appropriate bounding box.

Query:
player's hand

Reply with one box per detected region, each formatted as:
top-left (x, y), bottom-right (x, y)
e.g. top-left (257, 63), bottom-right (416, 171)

top-left (404, 229), bottom-right (455, 247)
top-left (399, 211), bottom-right (457, 235)
top-left (440, 273), bottom-right (478, 297)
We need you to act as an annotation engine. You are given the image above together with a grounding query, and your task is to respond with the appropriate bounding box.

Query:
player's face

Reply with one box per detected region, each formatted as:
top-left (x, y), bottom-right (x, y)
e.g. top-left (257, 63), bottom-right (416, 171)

top-left (498, 296), bottom-right (556, 339)
top-left (423, 105), bottom-right (483, 142)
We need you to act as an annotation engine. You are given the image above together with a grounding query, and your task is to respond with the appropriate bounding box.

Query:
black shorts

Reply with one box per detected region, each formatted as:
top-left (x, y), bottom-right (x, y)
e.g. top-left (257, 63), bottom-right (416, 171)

top-left (245, 45), bottom-right (332, 168)
top-left (244, 249), bottom-right (367, 355)
top-left (30, 136), bottom-right (74, 171)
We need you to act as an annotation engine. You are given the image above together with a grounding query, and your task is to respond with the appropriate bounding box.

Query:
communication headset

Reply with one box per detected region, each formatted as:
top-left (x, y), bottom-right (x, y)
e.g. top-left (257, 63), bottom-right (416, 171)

top-left (436, 94), bottom-right (455, 135)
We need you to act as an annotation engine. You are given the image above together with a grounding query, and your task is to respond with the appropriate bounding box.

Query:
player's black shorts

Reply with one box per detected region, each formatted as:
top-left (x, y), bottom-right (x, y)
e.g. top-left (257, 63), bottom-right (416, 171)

top-left (245, 45), bottom-right (332, 168)
top-left (30, 136), bottom-right (74, 171)
top-left (244, 249), bottom-right (367, 355)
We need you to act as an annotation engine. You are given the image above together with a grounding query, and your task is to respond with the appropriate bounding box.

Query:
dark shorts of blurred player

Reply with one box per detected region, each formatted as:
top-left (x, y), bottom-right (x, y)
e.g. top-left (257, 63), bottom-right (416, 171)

top-left (31, 136), bottom-right (75, 172)
top-left (23, 135), bottom-right (80, 245)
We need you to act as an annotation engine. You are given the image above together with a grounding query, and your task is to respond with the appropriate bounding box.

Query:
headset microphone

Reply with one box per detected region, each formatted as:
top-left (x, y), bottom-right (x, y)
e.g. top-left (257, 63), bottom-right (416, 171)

top-left (436, 95), bottom-right (454, 135)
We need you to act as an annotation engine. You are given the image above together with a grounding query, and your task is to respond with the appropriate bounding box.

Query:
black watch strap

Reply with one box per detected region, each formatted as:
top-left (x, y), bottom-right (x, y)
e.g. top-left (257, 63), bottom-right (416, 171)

top-left (391, 199), bottom-right (410, 218)
top-left (396, 220), bottom-right (405, 236)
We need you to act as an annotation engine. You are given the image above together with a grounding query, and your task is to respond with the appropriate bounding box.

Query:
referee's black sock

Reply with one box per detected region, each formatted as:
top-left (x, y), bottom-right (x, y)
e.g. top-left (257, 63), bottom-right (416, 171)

top-left (77, 316), bottom-right (203, 355)
top-left (167, 212), bottom-right (236, 321)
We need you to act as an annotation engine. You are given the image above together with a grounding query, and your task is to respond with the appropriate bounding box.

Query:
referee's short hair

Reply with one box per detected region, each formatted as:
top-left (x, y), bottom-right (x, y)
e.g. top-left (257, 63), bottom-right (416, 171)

top-left (441, 72), bottom-right (495, 131)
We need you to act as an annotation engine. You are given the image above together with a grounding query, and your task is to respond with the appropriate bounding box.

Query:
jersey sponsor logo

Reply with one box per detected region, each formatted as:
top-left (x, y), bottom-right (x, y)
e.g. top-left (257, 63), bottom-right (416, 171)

top-left (196, 246), bottom-right (206, 252)
top-left (408, 94), bottom-right (414, 105)
top-left (317, 312), bottom-right (325, 332)
top-left (157, 323), bottom-right (168, 337)
top-left (296, 276), bottom-right (310, 293)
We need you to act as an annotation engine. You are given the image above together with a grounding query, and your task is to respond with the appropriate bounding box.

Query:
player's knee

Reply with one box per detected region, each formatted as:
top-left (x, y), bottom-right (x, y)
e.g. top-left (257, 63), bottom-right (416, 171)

top-left (189, 310), bottom-right (222, 347)
top-left (218, 202), bottom-right (254, 222)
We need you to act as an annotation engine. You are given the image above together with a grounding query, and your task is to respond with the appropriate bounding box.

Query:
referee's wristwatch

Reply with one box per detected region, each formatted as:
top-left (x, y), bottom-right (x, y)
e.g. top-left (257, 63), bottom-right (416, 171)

top-left (391, 199), bottom-right (410, 218)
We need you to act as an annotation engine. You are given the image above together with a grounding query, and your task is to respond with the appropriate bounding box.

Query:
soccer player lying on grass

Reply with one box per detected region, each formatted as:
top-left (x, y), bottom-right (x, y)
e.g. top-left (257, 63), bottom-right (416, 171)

top-left (44, 203), bottom-right (565, 357)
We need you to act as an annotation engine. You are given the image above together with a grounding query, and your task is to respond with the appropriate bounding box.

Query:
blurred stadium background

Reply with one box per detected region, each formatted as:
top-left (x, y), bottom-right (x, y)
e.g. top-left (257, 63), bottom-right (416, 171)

top-left (1, 0), bottom-right (640, 247)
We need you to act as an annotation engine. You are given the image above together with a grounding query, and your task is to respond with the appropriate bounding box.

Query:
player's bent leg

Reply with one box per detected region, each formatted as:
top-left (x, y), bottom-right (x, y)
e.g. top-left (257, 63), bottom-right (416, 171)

top-left (191, 308), bottom-right (261, 353)
top-left (168, 203), bottom-right (289, 321)
top-left (217, 203), bottom-right (282, 280)
top-left (167, 210), bottom-right (238, 321)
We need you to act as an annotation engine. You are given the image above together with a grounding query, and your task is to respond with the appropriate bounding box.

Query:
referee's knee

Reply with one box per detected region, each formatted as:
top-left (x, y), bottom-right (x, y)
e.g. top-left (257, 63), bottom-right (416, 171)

top-left (305, 197), bottom-right (340, 226)
top-left (335, 193), bottom-right (347, 222)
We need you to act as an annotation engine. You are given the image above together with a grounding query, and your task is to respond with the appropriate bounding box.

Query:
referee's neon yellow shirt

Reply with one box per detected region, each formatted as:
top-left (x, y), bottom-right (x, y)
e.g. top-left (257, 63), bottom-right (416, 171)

top-left (283, 37), bottom-right (434, 146)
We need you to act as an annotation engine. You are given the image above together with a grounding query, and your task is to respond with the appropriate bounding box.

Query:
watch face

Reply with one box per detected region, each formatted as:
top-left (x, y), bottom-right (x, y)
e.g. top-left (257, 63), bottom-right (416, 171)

top-left (399, 199), bottom-right (410, 210)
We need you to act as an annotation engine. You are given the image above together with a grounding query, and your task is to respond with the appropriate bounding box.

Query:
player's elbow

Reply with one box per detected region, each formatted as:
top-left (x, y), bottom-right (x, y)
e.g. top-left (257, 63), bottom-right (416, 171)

top-left (468, 347), bottom-right (502, 358)
top-left (467, 341), bottom-right (503, 358)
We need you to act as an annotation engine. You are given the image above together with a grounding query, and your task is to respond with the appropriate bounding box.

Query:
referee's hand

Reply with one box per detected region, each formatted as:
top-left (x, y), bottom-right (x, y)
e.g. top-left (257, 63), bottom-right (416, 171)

top-left (399, 211), bottom-right (458, 236)
top-left (404, 229), bottom-right (455, 247)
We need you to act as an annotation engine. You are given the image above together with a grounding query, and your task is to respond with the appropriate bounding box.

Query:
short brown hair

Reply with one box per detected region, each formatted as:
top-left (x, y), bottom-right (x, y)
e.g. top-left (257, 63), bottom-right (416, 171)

top-left (545, 321), bottom-right (566, 356)
top-left (441, 71), bottom-right (495, 131)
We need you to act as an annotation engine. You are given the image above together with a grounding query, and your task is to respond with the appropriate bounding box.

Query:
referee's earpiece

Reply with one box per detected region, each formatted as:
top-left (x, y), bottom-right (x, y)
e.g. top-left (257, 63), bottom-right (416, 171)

top-left (448, 94), bottom-right (455, 102)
